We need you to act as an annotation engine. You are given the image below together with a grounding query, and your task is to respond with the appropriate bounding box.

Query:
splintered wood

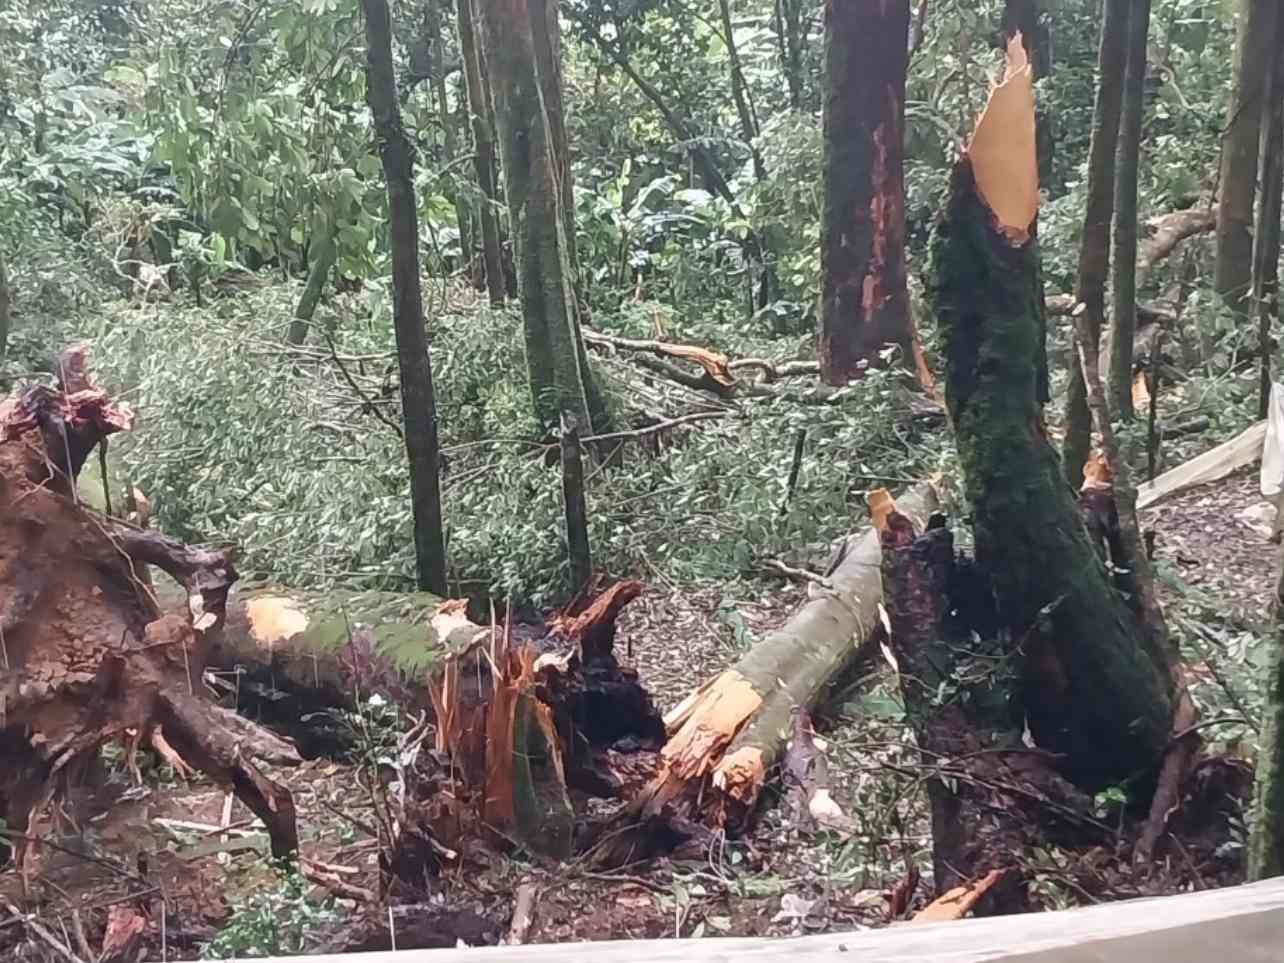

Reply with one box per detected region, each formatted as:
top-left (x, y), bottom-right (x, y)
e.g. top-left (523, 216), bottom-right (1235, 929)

top-left (967, 34), bottom-right (1038, 241)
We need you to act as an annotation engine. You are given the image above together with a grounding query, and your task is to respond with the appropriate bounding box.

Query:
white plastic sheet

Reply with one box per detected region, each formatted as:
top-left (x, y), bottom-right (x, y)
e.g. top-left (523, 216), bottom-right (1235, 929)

top-left (1262, 381), bottom-right (1284, 498)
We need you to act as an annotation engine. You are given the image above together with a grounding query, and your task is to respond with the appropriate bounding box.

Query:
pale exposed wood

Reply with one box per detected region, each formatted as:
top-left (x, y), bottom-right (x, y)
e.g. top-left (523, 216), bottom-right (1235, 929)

top-left (226, 878), bottom-right (1284, 962)
top-left (1136, 421), bottom-right (1266, 509)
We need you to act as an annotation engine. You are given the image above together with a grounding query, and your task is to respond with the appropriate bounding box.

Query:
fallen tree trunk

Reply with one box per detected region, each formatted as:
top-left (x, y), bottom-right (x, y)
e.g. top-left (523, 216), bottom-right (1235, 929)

top-left (931, 41), bottom-right (1174, 787)
top-left (0, 347), bottom-right (301, 870)
top-left (599, 483), bottom-right (936, 861)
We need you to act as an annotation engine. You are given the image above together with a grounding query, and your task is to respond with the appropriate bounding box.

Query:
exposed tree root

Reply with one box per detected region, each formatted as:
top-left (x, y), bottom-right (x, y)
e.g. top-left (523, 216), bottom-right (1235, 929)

top-left (0, 346), bottom-right (300, 874)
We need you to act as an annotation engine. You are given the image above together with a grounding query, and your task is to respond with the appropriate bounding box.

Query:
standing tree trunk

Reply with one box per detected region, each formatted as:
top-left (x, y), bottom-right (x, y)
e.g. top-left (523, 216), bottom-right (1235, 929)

top-left (931, 40), bottom-right (1174, 787)
top-left (361, 0), bottom-right (449, 595)
top-left (456, 0), bottom-right (506, 306)
top-left (1107, 0), bottom-right (1152, 421)
top-left (478, 0), bottom-right (593, 434)
top-left (0, 247), bottom-right (10, 361)
top-left (718, 0), bottom-right (765, 181)
top-left (1061, 0), bottom-right (1130, 484)
top-left (1215, 0), bottom-right (1279, 317)
top-left (1254, 12), bottom-right (1284, 419)
top-left (424, 2), bottom-right (475, 283)
top-left (286, 234), bottom-right (337, 345)
top-left (818, 0), bottom-right (913, 384)
top-left (1250, 544), bottom-right (1284, 880)
top-left (774, 0), bottom-right (806, 112)
top-left (527, 0), bottom-right (610, 433)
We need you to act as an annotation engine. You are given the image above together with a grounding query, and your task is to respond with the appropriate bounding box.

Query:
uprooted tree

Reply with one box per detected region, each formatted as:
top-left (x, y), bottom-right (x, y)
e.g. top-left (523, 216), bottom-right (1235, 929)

top-left (0, 346), bottom-right (302, 871)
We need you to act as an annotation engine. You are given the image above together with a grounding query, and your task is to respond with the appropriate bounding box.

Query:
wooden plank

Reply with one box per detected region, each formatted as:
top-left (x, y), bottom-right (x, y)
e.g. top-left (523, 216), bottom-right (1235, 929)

top-left (1136, 420), bottom-right (1266, 509)
top-left (208, 878), bottom-right (1284, 962)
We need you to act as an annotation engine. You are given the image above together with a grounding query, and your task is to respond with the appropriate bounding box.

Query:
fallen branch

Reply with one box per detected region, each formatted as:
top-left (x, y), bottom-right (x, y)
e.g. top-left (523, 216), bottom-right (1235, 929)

top-left (594, 483), bottom-right (937, 863)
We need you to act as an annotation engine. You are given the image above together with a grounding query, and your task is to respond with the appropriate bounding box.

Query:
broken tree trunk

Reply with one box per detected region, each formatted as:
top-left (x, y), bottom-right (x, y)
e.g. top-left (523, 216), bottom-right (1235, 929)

top-left (604, 483), bottom-right (936, 860)
top-left (930, 40), bottom-right (1174, 788)
top-left (1250, 542), bottom-right (1284, 880)
top-left (0, 346), bottom-right (301, 868)
top-left (879, 503), bottom-right (1091, 909)
top-left (429, 581), bottom-right (664, 859)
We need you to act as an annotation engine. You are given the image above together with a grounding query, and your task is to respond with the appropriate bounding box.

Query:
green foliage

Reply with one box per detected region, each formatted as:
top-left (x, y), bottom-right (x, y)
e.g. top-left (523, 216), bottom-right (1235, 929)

top-left (202, 863), bottom-right (341, 959)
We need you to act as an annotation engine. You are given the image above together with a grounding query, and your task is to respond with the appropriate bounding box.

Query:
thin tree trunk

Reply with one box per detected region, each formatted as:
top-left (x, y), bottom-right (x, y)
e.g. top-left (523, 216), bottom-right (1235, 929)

top-left (1215, 0), bottom-right (1279, 317)
top-left (932, 50), bottom-right (1174, 787)
top-left (478, 0), bottom-right (592, 433)
top-left (0, 247), bottom-right (10, 361)
top-left (286, 234), bottom-right (337, 345)
top-left (1107, 0), bottom-right (1152, 421)
top-left (818, 0), bottom-right (913, 384)
top-left (559, 413), bottom-right (591, 594)
top-left (1254, 13), bottom-right (1284, 419)
top-left (775, 0), bottom-right (805, 112)
top-left (361, 0), bottom-right (449, 595)
top-left (718, 0), bottom-right (765, 180)
top-left (1062, 0), bottom-right (1130, 485)
top-left (1250, 544), bottom-right (1284, 880)
top-left (456, 0), bottom-right (506, 305)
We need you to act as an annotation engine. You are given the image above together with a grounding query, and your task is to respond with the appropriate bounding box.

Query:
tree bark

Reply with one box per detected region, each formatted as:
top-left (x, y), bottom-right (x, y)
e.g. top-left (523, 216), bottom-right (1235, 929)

top-left (1107, 0), bottom-right (1152, 421)
top-left (479, 0), bottom-right (593, 434)
top-left (456, 0), bottom-right (506, 306)
top-left (931, 51), bottom-right (1174, 788)
top-left (1254, 12), bottom-right (1284, 420)
top-left (1215, 0), bottom-right (1279, 317)
top-left (1062, 0), bottom-right (1130, 484)
top-left (361, 0), bottom-right (449, 595)
top-left (1250, 544), bottom-right (1284, 880)
top-left (287, 234), bottom-right (337, 345)
top-left (818, 0), bottom-right (913, 384)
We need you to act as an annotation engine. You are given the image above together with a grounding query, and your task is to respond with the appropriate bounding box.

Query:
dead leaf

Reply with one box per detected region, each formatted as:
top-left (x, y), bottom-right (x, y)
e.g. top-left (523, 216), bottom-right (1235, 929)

top-left (1132, 369), bottom-right (1152, 410)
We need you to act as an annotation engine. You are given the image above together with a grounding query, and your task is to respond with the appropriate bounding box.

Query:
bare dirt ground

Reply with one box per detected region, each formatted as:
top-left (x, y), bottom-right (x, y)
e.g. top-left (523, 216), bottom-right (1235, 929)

top-left (3, 479), bottom-right (1275, 959)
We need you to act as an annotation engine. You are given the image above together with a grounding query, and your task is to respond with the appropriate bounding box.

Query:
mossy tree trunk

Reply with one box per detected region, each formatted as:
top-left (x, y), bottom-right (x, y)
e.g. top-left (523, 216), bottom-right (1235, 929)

top-left (361, 0), bottom-right (449, 595)
top-left (456, 0), bottom-right (506, 306)
top-left (1062, 0), bottom-right (1129, 483)
top-left (1107, 0), bottom-right (1152, 422)
top-left (478, 0), bottom-right (593, 434)
top-left (1215, 0), bottom-right (1279, 318)
top-left (774, 0), bottom-right (806, 113)
top-left (930, 53), bottom-right (1175, 785)
top-left (818, 0), bottom-right (914, 384)
top-left (1249, 545), bottom-right (1284, 880)
top-left (881, 509), bottom-right (1087, 907)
